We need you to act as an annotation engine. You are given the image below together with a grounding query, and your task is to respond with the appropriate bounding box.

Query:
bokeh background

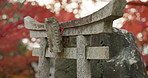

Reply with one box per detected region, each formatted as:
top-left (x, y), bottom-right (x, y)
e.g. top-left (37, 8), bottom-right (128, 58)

top-left (0, 0), bottom-right (148, 78)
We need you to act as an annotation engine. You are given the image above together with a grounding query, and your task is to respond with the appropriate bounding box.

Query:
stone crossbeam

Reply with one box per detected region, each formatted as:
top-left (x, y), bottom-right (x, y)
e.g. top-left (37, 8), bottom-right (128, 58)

top-left (32, 46), bottom-right (109, 59)
top-left (24, 0), bottom-right (126, 37)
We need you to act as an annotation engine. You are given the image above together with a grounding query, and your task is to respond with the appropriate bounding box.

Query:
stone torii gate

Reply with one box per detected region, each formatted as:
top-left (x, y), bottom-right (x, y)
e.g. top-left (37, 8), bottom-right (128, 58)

top-left (24, 0), bottom-right (126, 78)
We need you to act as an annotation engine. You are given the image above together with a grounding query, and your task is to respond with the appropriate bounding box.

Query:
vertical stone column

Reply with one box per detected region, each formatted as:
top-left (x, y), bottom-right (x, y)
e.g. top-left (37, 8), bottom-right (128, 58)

top-left (37, 38), bottom-right (50, 78)
top-left (77, 35), bottom-right (91, 78)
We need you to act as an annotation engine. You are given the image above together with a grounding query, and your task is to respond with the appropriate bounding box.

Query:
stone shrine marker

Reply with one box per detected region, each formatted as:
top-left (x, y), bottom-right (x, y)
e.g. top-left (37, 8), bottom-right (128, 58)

top-left (24, 0), bottom-right (127, 78)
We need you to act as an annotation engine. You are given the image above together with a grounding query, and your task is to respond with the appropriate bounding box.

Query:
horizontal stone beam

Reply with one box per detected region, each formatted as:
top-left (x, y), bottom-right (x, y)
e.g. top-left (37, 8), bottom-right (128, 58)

top-left (62, 21), bottom-right (112, 36)
top-left (32, 46), bottom-right (109, 59)
top-left (60, 0), bottom-right (126, 29)
top-left (46, 48), bottom-right (77, 59)
top-left (87, 47), bottom-right (109, 59)
top-left (24, 0), bottom-right (126, 37)
top-left (32, 48), bottom-right (76, 59)
top-left (24, 0), bottom-right (126, 30)
top-left (30, 30), bottom-right (47, 38)
top-left (24, 16), bottom-right (45, 30)
top-left (29, 20), bottom-right (112, 37)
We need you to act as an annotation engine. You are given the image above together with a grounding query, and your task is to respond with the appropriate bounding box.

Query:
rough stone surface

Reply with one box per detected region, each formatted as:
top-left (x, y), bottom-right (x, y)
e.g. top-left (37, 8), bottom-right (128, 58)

top-left (54, 28), bottom-right (147, 78)
top-left (37, 38), bottom-right (50, 78)
top-left (54, 59), bottom-right (76, 78)
top-left (24, 0), bottom-right (127, 37)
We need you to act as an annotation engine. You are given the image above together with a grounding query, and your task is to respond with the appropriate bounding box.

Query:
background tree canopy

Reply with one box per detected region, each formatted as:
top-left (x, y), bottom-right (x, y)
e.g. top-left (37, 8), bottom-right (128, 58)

top-left (0, 0), bottom-right (147, 77)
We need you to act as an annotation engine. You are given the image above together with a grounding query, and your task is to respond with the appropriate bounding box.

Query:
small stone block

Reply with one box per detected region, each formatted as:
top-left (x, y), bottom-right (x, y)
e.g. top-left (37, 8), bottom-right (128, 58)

top-left (87, 46), bottom-right (109, 59)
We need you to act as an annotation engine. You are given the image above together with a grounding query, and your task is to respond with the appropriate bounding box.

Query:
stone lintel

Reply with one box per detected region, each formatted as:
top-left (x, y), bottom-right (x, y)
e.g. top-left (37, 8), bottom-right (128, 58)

top-left (24, 0), bottom-right (126, 31)
top-left (32, 47), bottom-right (109, 59)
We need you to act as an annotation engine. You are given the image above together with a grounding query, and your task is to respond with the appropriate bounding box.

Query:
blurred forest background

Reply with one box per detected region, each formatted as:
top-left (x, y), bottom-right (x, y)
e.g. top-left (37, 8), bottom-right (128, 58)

top-left (0, 0), bottom-right (147, 78)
